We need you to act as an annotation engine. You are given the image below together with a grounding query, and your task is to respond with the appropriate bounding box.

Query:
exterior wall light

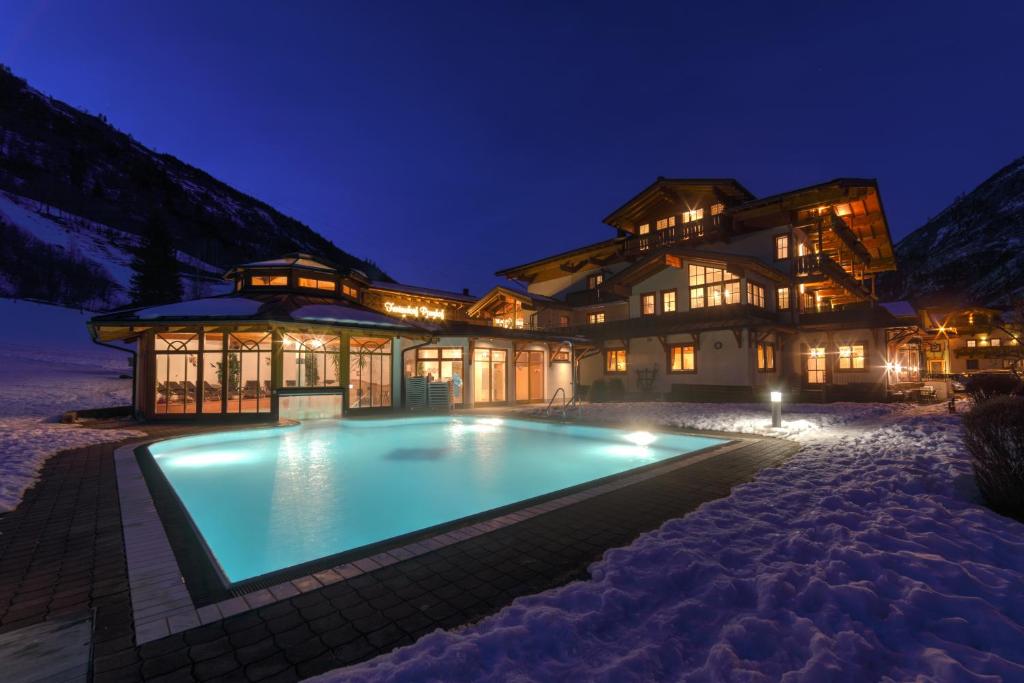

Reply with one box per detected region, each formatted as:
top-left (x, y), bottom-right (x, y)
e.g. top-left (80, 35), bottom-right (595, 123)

top-left (770, 391), bottom-right (783, 428)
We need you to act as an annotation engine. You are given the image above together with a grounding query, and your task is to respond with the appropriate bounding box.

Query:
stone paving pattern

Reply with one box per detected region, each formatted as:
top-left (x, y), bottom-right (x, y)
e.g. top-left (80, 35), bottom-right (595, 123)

top-left (0, 424), bottom-right (796, 682)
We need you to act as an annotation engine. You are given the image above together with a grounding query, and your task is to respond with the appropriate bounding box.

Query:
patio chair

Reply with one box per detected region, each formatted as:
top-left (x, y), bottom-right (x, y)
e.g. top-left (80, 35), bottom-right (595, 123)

top-left (203, 381), bottom-right (221, 401)
top-left (243, 380), bottom-right (261, 399)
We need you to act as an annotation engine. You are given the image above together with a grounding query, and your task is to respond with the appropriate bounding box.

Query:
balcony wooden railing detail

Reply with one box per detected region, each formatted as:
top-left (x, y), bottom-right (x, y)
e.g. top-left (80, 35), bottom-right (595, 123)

top-left (623, 215), bottom-right (724, 257)
top-left (794, 253), bottom-right (871, 300)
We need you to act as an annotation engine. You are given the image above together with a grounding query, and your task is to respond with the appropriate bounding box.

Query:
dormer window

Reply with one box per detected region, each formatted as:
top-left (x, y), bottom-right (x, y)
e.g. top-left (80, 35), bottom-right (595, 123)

top-left (342, 284), bottom-right (359, 299)
top-left (656, 216), bottom-right (676, 230)
top-left (587, 273), bottom-right (604, 289)
top-left (681, 208), bottom-right (704, 223)
top-left (298, 277), bottom-right (336, 292)
top-left (710, 203), bottom-right (725, 216)
top-left (251, 275), bottom-right (287, 287)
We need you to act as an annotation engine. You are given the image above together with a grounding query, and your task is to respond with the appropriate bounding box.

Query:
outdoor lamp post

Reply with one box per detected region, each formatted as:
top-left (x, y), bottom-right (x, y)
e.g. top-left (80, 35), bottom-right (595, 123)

top-left (770, 391), bottom-right (783, 428)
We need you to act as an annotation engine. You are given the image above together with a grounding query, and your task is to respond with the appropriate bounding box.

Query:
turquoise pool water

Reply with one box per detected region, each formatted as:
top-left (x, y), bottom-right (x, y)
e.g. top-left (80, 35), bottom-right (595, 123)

top-left (148, 417), bottom-right (725, 583)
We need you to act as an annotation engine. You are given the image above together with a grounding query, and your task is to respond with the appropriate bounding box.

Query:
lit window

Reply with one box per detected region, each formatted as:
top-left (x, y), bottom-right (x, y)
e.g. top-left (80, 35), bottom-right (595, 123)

top-left (838, 344), bottom-right (866, 370)
top-left (251, 275), bottom-right (287, 287)
top-left (669, 343), bottom-right (695, 372)
top-left (681, 208), bottom-right (704, 223)
top-left (990, 338), bottom-right (1001, 347)
top-left (641, 293), bottom-right (656, 316)
top-left (298, 277), bottom-right (336, 291)
top-left (777, 287), bottom-right (790, 310)
top-left (747, 282), bottom-right (765, 308)
top-left (689, 265), bottom-right (740, 309)
top-left (588, 312), bottom-right (606, 325)
top-left (757, 342), bottom-right (776, 371)
top-left (775, 234), bottom-right (789, 260)
top-left (342, 284), bottom-right (359, 298)
top-left (638, 223), bottom-right (650, 235)
top-left (797, 242), bottom-right (809, 257)
top-left (587, 273), bottom-right (604, 289)
top-left (807, 346), bottom-right (826, 384)
top-left (966, 339), bottom-right (977, 348)
top-left (662, 290), bottom-right (677, 313)
top-left (656, 216), bottom-right (676, 230)
top-left (710, 203), bottom-right (725, 216)
top-left (559, 314), bottom-right (570, 327)
top-left (605, 348), bottom-right (627, 373)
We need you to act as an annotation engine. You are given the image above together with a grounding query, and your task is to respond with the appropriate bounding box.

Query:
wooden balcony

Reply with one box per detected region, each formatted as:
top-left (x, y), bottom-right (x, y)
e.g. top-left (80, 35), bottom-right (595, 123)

top-left (622, 214), bottom-right (728, 257)
top-left (564, 283), bottom-right (629, 307)
top-left (794, 252), bottom-right (872, 301)
top-left (559, 303), bottom-right (786, 339)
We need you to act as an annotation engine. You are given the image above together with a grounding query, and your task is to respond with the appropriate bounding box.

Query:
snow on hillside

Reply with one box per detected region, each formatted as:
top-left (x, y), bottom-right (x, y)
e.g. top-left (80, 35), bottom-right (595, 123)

top-left (0, 298), bottom-right (143, 511)
top-left (0, 190), bottom-right (228, 306)
top-left (315, 403), bottom-right (1024, 682)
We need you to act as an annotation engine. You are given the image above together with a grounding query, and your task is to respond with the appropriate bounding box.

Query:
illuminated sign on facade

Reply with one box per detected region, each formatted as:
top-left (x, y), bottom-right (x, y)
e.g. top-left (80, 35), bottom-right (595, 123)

top-left (384, 301), bottom-right (446, 321)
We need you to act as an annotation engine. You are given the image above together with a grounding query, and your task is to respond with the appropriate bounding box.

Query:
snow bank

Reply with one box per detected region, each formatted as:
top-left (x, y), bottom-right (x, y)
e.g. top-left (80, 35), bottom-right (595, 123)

top-left (0, 299), bottom-right (143, 511)
top-left (313, 404), bottom-right (1024, 682)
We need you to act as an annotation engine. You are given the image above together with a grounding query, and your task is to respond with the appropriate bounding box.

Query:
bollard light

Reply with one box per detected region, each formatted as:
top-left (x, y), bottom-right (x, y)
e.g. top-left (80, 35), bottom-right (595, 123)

top-left (770, 391), bottom-right (783, 428)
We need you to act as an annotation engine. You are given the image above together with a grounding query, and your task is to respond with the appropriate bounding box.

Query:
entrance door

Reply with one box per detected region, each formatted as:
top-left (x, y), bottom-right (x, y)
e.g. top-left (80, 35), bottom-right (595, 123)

top-left (806, 346), bottom-right (826, 384)
top-left (473, 349), bottom-right (507, 404)
top-left (514, 350), bottom-right (544, 402)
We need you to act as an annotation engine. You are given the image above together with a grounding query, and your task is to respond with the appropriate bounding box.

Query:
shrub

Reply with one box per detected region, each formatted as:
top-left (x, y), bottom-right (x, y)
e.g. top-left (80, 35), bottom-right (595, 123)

top-left (964, 372), bottom-right (1023, 404)
top-left (590, 379), bottom-right (607, 403)
top-left (607, 378), bottom-right (625, 402)
top-left (962, 396), bottom-right (1024, 521)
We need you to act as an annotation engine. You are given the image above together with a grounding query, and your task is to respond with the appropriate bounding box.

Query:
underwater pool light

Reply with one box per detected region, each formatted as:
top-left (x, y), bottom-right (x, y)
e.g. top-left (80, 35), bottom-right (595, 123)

top-left (625, 431), bottom-right (656, 447)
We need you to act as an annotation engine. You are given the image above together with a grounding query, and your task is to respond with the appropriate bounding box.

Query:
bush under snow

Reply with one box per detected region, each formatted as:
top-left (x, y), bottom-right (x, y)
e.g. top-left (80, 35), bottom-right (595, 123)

top-left (314, 403), bottom-right (1024, 682)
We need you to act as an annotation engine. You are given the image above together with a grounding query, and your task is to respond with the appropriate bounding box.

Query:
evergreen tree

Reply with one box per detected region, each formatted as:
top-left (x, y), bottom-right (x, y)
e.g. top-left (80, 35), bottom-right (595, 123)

top-left (129, 212), bottom-right (183, 306)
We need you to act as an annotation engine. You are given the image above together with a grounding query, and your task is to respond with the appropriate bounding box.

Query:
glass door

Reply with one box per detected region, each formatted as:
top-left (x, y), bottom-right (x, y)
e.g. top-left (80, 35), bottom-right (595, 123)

top-left (514, 350), bottom-right (544, 402)
top-left (415, 348), bottom-right (464, 405)
top-left (473, 348), bottom-right (507, 404)
top-left (806, 346), bottom-right (826, 385)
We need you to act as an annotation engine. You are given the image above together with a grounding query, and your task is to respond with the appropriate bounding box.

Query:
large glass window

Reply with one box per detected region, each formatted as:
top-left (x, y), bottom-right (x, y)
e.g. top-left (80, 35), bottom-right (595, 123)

top-left (777, 287), bottom-right (790, 310)
top-left (414, 347), bottom-right (465, 405)
top-left (473, 348), bottom-right (507, 404)
top-left (757, 342), bottom-right (776, 372)
top-left (282, 333), bottom-right (341, 389)
top-left (775, 234), bottom-right (789, 260)
top-left (201, 333), bottom-right (225, 414)
top-left (689, 265), bottom-right (740, 308)
top-left (226, 332), bottom-right (273, 413)
top-left (154, 333), bottom-right (199, 414)
top-left (350, 336), bottom-right (392, 408)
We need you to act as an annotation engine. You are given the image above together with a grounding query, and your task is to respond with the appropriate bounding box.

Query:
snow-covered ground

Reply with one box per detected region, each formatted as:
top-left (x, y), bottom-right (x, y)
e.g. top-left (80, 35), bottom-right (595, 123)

top-left (314, 402), bottom-right (1024, 682)
top-left (0, 298), bottom-right (144, 512)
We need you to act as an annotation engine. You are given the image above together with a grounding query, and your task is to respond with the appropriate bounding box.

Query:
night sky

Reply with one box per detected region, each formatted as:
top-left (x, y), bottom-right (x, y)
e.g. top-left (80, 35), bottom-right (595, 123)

top-left (3, 1), bottom-right (1022, 294)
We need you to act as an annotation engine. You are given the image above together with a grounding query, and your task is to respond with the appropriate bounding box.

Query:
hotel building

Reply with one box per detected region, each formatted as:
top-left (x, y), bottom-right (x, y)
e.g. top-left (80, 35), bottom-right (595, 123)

top-left (90, 176), bottom-right (961, 421)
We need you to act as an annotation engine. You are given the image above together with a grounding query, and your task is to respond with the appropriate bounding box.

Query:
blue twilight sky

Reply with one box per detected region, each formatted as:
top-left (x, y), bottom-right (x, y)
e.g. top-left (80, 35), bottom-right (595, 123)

top-left (2, 1), bottom-right (1022, 294)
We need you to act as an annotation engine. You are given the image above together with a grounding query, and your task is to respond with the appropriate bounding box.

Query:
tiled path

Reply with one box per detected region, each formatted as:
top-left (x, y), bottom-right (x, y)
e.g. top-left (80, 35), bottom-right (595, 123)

top-left (0, 421), bottom-right (797, 682)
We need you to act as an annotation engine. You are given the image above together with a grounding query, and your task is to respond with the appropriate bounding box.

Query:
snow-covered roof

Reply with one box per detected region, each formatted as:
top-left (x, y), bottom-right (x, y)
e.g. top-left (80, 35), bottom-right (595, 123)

top-left (228, 252), bottom-right (338, 275)
top-left (291, 304), bottom-right (410, 328)
top-left (135, 297), bottom-right (264, 319)
top-left (879, 300), bottom-right (918, 318)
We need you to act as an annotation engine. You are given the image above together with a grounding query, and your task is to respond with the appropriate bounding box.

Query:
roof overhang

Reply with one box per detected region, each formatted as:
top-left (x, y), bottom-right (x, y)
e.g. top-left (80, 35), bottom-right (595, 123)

top-left (603, 178), bottom-right (755, 232)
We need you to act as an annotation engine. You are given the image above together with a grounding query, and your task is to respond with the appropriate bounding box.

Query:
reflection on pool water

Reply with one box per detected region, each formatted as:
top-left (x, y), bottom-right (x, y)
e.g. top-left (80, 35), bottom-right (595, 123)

top-left (148, 417), bottom-right (725, 583)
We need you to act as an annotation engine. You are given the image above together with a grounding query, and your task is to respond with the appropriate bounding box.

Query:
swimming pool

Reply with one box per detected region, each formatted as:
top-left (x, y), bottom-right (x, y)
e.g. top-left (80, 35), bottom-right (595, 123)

top-left (147, 417), bottom-right (725, 583)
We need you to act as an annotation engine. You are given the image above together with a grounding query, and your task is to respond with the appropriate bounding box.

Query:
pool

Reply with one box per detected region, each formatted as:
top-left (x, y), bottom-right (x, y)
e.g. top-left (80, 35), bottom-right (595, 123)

top-left (147, 417), bottom-right (726, 583)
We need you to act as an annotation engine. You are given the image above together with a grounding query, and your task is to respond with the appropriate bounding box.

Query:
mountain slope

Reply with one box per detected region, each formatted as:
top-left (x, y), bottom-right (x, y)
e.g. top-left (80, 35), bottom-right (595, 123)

top-left (0, 65), bottom-right (388, 308)
top-left (882, 155), bottom-right (1024, 307)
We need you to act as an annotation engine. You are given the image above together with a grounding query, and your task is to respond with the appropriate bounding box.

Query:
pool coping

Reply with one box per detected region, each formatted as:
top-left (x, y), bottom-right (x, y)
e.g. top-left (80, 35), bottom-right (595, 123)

top-left (116, 423), bottom-right (755, 644)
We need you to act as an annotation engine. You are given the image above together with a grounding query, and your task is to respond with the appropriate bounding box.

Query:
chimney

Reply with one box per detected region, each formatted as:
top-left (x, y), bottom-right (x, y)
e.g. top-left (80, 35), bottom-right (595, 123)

top-left (462, 288), bottom-right (470, 296)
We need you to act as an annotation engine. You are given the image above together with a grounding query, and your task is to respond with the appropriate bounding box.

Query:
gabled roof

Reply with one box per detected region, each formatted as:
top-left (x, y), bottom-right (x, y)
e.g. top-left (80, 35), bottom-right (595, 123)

top-left (603, 178), bottom-right (755, 230)
top-left (466, 286), bottom-right (567, 318)
top-left (494, 238), bottom-right (625, 282)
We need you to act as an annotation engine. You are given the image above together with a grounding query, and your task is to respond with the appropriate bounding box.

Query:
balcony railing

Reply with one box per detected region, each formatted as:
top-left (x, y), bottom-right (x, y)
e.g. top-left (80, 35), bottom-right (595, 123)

top-left (557, 303), bottom-right (783, 337)
top-left (794, 252), bottom-right (871, 300)
top-left (623, 215), bottom-right (726, 257)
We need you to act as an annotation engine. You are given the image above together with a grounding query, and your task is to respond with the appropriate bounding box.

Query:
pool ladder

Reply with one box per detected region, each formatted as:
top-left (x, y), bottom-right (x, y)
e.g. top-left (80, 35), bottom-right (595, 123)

top-left (544, 388), bottom-right (581, 420)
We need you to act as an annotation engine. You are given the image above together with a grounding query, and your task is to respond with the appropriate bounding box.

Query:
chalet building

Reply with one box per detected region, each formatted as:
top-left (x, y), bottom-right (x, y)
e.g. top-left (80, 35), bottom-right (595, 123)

top-left (91, 176), bottom-right (977, 421)
top-left (911, 306), bottom-right (1022, 376)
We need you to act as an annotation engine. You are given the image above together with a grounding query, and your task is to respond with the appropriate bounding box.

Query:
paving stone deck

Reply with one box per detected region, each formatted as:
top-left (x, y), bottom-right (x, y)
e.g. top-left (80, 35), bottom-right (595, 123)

top-left (0, 419), bottom-right (797, 681)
